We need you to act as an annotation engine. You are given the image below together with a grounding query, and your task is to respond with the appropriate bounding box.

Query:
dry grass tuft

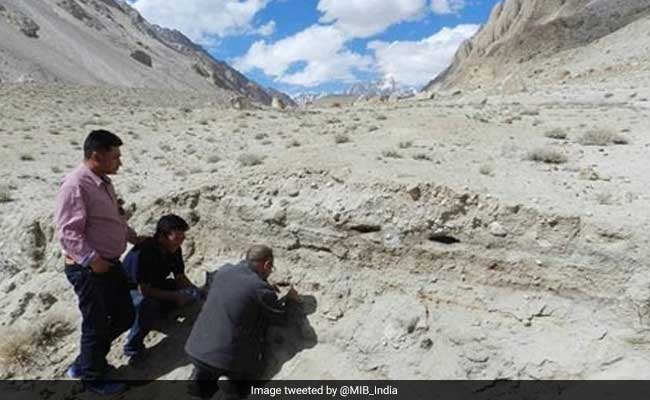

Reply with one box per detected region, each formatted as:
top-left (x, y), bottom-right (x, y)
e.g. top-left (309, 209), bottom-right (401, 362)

top-left (526, 148), bottom-right (568, 164)
top-left (544, 128), bottom-right (568, 140)
top-left (0, 185), bottom-right (11, 203)
top-left (578, 129), bottom-right (628, 146)
top-left (382, 149), bottom-right (402, 159)
top-left (0, 313), bottom-right (73, 369)
top-left (334, 134), bottom-right (350, 144)
top-left (238, 153), bottom-right (263, 167)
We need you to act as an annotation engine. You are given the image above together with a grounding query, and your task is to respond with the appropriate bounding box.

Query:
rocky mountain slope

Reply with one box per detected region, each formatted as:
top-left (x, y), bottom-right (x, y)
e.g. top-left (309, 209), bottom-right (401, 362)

top-left (424, 0), bottom-right (650, 92)
top-left (0, 0), bottom-right (294, 106)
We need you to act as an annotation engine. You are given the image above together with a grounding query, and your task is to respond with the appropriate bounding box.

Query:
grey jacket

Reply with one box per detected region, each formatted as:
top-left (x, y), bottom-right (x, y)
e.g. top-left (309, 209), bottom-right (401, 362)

top-left (185, 261), bottom-right (286, 375)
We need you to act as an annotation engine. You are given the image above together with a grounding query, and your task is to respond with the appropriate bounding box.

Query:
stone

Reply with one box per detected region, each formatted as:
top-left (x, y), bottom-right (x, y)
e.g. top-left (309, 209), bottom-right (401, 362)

top-left (489, 221), bottom-right (507, 237)
top-left (407, 185), bottom-right (421, 201)
top-left (271, 97), bottom-right (286, 110)
top-left (131, 50), bottom-right (152, 68)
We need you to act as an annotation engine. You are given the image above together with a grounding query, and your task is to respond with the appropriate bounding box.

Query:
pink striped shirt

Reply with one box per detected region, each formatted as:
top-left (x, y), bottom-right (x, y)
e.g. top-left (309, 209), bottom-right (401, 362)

top-left (54, 163), bottom-right (136, 265)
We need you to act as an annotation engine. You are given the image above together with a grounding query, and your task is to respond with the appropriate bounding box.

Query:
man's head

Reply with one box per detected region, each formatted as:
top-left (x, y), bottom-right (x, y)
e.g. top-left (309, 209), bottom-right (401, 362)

top-left (83, 130), bottom-right (123, 175)
top-left (245, 245), bottom-right (274, 280)
top-left (155, 214), bottom-right (189, 253)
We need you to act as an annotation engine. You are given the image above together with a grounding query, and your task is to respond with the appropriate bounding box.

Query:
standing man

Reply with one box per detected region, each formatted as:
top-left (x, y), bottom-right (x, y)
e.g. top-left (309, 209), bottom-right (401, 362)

top-left (121, 214), bottom-right (201, 361)
top-left (54, 130), bottom-right (142, 395)
top-left (185, 245), bottom-right (299, 399)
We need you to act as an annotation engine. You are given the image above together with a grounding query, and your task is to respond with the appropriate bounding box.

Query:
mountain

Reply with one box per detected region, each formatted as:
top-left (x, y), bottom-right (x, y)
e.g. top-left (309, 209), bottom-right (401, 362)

top-left (424, 0), bottom-right (650, 91)
top-left (291, 78), bottom-right (416, 107)
top-left (0, 0), bottom-right (294, 106)
top-left (291, 91), bottom-right (329, 107)
top-left (345, 76), bottom-right (416, 98)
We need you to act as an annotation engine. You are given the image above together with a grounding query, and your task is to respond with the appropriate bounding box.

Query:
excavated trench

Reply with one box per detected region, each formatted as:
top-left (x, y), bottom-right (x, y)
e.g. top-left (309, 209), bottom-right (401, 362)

top-left (119, 168), bottom-right (649, 379)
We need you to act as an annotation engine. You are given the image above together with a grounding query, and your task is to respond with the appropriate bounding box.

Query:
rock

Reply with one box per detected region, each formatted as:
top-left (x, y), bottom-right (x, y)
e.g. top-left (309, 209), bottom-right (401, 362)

top-left (1, 8), bottom-right (40, 38)
top-left (407, 185), bottom-right (421, 201)
top-left (263, 206), bottom-right (287, 227)
top-left (489, 221), bottom-right (507, 237)
top-left (130, 50), bottom-right (152, 68)
top-left (420, 338), bottom-right (434, 350)
top-left (502, 74), bottom-right (527, 95)
top-left (271, 97), bottom-right (286, 110)
top-left (416, 91), bottom-right (436, 101)
top-left (230, 96), bottom-right (255, 110)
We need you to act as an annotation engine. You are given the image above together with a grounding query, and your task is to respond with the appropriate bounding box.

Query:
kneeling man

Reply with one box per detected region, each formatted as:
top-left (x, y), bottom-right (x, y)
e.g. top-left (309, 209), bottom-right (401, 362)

top-left (185, 245), bottom-right (298, 399)
top-left (122, 214), bottom-right (201, 358)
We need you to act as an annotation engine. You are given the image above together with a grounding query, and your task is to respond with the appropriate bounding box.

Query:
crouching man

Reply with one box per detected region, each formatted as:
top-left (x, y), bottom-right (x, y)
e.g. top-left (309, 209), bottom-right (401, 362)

top-left (122, 214), bottom-right (201, 360)
top-left (185, 245), bottom-right (299, 399)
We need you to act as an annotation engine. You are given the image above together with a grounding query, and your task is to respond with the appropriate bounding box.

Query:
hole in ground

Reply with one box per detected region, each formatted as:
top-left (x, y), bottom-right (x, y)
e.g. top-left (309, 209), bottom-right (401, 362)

top-left (428, 234), bottom-right (460, 244)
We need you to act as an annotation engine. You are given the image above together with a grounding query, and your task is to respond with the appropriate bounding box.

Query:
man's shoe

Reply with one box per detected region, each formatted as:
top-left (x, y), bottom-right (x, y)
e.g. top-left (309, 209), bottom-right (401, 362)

top-left (83, 380), bottom-right (127, 396)
top-left (66, 363), bottom-right (82, 379)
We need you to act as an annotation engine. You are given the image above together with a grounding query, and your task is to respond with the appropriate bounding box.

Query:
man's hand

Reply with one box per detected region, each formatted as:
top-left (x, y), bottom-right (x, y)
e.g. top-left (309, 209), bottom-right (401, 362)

top-left (89, 256), bottom-right (112, 274)
top-left (286, 286), bottom-right (299, 303)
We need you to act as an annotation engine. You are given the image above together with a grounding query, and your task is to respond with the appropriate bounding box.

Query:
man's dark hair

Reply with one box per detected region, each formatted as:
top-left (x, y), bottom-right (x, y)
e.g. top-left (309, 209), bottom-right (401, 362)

top-left (83, 130), bottom-right (123, 159)
top-left (155, 214), bottom-right (190, 239)
top-left (245, 245), bottom-right (273, 263)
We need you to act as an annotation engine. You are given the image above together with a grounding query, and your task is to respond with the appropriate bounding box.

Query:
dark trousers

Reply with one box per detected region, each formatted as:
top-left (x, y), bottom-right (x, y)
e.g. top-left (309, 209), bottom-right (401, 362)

top-left (188, 357), bottom-right (250, 400)
top-left (124, 279), bottom-right (177, 353)
top-left (64, 262), bottom-right (135, 379)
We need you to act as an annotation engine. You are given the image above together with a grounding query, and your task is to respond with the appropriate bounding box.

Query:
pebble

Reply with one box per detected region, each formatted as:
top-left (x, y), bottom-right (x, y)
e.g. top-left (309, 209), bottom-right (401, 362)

top-left (489, 221), bottom-right (508, 237)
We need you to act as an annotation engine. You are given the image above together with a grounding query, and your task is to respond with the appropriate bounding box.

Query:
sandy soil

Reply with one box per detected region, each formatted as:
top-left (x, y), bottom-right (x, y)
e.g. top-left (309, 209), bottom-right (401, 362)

top-left (0, 67), bottom-right (649, 384)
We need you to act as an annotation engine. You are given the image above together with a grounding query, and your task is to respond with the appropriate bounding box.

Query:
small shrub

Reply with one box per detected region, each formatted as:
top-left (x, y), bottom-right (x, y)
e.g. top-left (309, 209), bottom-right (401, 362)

top-left (578, 129), bottom-right (628, 146)
top-left (376, 114), bottom-right (387, 121)
top-left (238, 153), bottom-right (263, 167)
top-left (33, 314), bottom-right (73, 348)
top-left (398, 141), bottom-right (413, 149)
top-left (20, 154), bottom-right (34, 161)
top-left (254, 133), bottom-right (267, 140)
top-left (0, 186), bottom-right (11, 203)
top-left (479, 164), bottom-right (494, 175)
top-left (382, 149), bottom-right (402, 159)
top-left (526, 148), bottom-right (568, 164)
top-left (0, 329), bottom-right (33, 368)
top-left (287, 139), bottom-right (301, 148)
top-left (334, 134), bottom-right (350, 144)
top-left (206, 155), bottom-right (221, 163)
top-left (0, 314), bottom-right (73, 369)
top-left (544, 128), bottom-right (568, 140)
top-left (595, 192), bottom-right (614, 205)
top-left (412, 153), bottom-right (431, 161)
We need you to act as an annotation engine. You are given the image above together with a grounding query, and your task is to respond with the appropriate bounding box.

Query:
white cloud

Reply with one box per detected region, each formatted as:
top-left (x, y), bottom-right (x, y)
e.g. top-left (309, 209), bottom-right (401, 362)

top-left (369, 24), bottom-right (479, 87)
top-left (234, 25), bottom-right (374, 87)
top-left (430, 0), bottom-right (466, 15)
top-left (317, 0), bottom-right (428, 38)
top-left (131, 0), bottom-right (270, 43)
top-left (255, 20), bottom-right (276, 36)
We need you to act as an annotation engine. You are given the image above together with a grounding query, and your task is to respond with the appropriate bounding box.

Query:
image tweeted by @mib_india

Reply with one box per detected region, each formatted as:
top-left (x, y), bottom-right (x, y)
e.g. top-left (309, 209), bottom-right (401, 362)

top-left (250, 384), bottom-right (399, 397)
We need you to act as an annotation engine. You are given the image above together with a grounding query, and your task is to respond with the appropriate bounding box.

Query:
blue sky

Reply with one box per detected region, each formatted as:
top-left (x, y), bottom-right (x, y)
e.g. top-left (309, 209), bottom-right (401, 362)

top-left (129, 0), bottom-right (501, 94)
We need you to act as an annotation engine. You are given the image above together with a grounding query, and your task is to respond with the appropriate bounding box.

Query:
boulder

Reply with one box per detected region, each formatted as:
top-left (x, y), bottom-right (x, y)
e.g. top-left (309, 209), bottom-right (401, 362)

top-left (130, 50), bottom-right (152, 68)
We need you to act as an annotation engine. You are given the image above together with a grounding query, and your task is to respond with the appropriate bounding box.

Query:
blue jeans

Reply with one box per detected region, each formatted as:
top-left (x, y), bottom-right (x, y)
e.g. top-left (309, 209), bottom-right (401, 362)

top-left (124, 279), bottom-right (177, 354)
top-left (64, 263), bottom-right (135, 379)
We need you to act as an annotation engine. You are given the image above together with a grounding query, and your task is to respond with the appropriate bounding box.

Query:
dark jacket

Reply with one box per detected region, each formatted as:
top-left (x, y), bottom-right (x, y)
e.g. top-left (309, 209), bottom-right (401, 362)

top-left (185, 261), bottom-right (286, 375)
